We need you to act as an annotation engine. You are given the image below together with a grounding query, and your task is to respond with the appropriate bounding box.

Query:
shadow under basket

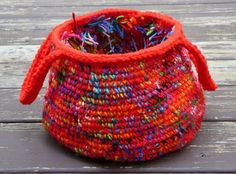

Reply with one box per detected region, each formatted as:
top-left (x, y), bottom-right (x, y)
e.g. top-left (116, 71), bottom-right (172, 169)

top-left (19, 8), bottom-right (217, 162)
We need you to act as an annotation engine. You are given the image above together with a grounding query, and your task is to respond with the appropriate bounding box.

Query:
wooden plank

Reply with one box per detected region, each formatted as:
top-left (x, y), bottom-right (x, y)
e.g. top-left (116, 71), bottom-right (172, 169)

top-left (205, 86), bottom-right (236, 121)
top-left (0, 88), bottom-right (43, 122)
top-left (0, 59), bottom-right (235, 88)
top-left (0, 0), bottom-right (235, 7)
top-left (1, 41), bottom-right (235, 64)
top-left (0, 86), bottom-right (235, 122)
top-left (2, 2), bottom-right (235, 18)
top-left (0, 122), bottom-right (236, 173)
top-left (0, 1), bottom-right (235, 173)
top-left (0, 4), bottom-right (235, 45)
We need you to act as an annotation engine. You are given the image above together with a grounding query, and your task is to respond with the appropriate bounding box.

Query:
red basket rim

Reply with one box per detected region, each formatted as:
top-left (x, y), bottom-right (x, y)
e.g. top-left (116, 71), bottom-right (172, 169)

top-left (51, 8), bottom-right (184, 63)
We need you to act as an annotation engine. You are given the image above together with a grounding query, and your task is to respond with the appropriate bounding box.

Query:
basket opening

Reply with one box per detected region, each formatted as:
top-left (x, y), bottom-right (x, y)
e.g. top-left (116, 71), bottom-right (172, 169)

top-left (61, 13), bottom-right (175, 55)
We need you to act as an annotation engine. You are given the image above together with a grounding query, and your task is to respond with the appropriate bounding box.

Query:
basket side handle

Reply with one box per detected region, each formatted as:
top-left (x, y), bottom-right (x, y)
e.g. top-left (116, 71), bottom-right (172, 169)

top-left (181, 37), bottom-right (217, 91)
top-left (19, 32), bottom-right (63, 104)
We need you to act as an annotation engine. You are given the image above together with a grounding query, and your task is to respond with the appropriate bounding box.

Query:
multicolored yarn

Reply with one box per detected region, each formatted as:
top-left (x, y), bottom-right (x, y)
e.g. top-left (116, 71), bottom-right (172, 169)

top-left (61, 13), bottom-right (174, 54)
top-left (19, 8), bottom-right (217, 162)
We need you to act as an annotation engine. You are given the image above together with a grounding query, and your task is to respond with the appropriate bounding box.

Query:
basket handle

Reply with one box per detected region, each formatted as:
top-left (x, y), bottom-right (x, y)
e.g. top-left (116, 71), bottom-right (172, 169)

top-left (181, 37), bottom-right (217, 91)
top-left (19, 32), bottom-right (63, 104)
top-left (19, 34), bottom-right (217, 104)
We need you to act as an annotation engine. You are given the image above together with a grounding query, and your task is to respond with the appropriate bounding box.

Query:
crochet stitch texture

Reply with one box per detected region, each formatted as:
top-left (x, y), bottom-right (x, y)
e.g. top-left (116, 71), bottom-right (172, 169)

top-left (19, 8), bottom-right (217, 161)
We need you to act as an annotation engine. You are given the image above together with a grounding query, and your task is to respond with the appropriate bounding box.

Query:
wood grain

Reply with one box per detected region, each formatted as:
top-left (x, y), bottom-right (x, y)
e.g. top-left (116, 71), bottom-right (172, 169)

top-left (0, 1), bottom-right (236, 173)
top-left (0, 86), bottom-right (235, 122)
top-left (0, 0), bottom-right (235, 7)
top-left (0, 122), bottom-right (236, 173)
top-left (0, 3), bottom-right (235, 45)
top-left (1, 41), bottom-right (235, 63)
top-left (0, 58), bottom-right (235, 88)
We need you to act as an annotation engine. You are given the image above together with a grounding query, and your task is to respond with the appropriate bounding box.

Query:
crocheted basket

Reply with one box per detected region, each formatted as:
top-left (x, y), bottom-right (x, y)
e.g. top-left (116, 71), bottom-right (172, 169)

top-left (19, 8), bottom-right (217, 161)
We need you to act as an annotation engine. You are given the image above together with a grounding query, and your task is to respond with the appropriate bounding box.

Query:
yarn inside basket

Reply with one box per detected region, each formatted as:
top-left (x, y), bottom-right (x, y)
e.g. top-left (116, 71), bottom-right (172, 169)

top-left (61, 13), bottom-right (174, 54)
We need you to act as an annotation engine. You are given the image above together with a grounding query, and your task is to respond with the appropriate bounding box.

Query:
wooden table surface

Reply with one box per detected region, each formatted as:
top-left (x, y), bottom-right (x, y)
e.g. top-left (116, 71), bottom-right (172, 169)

top-left (0, 0), bottom-right (236, 173)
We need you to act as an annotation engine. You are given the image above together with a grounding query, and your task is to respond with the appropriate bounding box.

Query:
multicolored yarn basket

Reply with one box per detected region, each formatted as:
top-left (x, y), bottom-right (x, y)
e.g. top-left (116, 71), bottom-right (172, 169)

top-left (19, 8), bottom-right (217, 162)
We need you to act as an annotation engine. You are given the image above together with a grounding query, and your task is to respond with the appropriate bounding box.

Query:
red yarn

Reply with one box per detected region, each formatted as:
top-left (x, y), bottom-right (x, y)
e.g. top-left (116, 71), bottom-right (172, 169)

top-left (19, 8), bottom-right (217, 161)
top-left (181, 37), bottom-right (217, 91)
top-left (19, 9), bottom-right (216, 104)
